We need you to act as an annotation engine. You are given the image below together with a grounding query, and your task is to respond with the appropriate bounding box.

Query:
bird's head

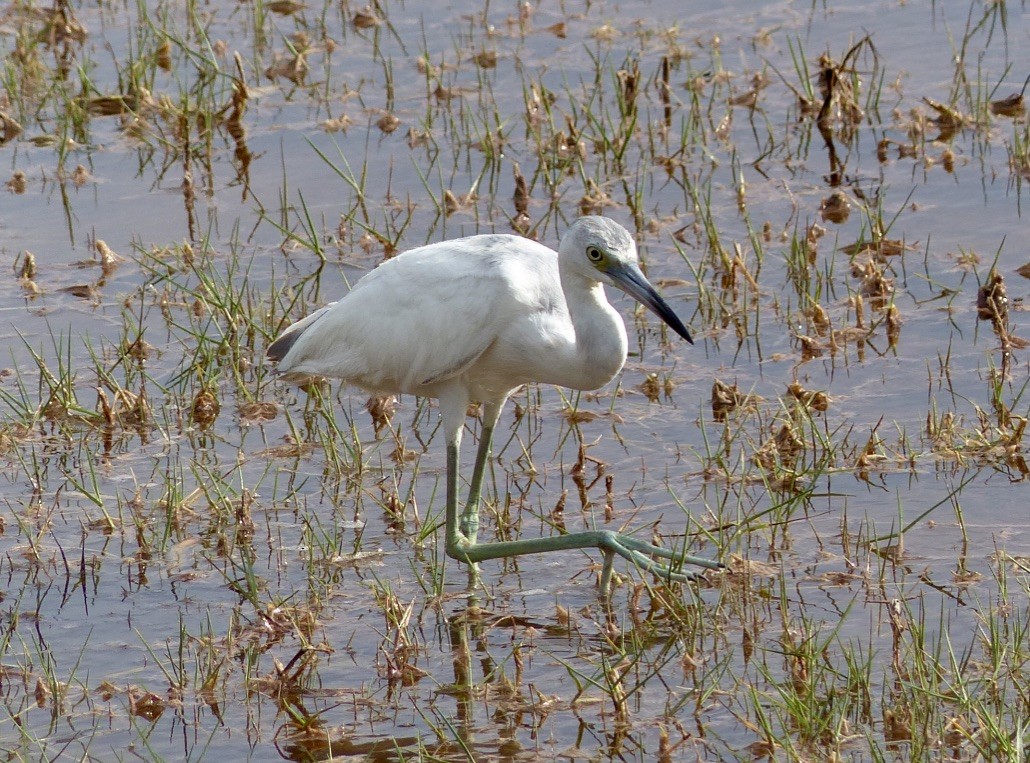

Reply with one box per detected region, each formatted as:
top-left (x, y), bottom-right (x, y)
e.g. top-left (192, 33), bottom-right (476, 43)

top-left (561, 216), bottom-right (694, 344)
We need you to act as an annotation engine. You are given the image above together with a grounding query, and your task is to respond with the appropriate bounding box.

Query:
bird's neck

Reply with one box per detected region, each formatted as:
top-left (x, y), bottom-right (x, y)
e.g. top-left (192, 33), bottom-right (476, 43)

top-left (559, 270), bottom-right (629, 390)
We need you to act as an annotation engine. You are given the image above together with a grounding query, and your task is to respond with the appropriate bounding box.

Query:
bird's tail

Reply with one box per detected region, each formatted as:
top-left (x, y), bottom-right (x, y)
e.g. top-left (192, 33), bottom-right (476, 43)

top-left (266, 302), bottom-right (336, 363)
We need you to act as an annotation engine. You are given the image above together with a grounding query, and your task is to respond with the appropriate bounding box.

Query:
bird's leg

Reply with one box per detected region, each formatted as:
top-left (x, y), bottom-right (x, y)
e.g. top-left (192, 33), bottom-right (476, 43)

top-left (459, 426), bottom-right (492, 542)
top-left (444, 439), bottom-right (466, 551)
top-left (459, 400), bottom-right (504, 544)
top-left (441, 393), bottom-right (484, 588)
top-left (440, 400), bottom-right (721, 596)
top-left (445, 438), bottom-right (483, 589)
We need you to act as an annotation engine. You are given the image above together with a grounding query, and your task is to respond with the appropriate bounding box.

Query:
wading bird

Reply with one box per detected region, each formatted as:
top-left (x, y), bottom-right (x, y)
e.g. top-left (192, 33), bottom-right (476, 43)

top-left (268, 216), bottom-right (721, 593)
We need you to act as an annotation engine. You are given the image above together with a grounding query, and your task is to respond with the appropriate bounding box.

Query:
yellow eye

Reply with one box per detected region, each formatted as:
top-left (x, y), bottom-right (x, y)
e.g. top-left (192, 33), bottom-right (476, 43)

top-left (586, 246), bottom-right (604, 263)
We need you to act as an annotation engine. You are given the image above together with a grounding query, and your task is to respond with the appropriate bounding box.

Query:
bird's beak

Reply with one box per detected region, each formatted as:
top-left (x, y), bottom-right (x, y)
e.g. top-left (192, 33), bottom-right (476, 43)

top-left (608, 262), bottom-right (694, 344)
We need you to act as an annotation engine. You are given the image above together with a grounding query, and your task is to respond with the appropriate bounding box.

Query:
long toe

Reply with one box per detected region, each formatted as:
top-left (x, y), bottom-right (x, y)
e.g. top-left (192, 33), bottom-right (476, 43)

top-left (598, 531), bottom-right (720, 582)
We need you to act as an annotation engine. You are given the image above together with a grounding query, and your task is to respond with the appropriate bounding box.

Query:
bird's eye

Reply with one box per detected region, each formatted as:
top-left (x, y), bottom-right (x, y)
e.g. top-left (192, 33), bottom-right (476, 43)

top-left (586, 246), bottom-right (604, 263)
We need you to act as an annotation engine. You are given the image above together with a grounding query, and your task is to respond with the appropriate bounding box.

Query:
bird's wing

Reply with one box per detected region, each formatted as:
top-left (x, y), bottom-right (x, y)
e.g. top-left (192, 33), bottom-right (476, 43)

top-left (273, 236), bottom-right (555, 395)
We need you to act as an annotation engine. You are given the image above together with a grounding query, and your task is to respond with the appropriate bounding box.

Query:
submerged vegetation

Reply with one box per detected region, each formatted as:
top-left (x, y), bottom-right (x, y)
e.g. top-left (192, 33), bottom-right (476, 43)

top-left (0, 0), bottom-right (1027, 760)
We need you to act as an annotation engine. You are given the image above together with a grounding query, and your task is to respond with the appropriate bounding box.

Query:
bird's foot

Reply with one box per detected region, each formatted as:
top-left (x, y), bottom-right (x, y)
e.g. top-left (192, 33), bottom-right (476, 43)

top-left (594, 530), bottom-right (723, 590)
top-left (445, 529), bottom-right (723, 596)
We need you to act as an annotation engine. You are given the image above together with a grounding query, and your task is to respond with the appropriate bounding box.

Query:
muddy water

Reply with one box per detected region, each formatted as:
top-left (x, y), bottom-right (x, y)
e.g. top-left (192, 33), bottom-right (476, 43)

top-left (0, 0), bottom-right (1026, 760)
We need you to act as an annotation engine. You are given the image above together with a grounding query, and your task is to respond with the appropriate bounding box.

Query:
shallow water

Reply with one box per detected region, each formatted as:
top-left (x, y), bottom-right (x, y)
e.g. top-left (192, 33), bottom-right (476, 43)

top-left (0, 0), bottom-right (1027, 760)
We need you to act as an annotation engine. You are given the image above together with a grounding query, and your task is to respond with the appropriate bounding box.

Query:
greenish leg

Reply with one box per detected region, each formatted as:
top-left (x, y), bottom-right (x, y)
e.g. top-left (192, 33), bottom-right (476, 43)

top-left (459, 421), bottom-right (493, 543)
top-left (445, 440), bottom-right (482, 588)
top-left (460, 400), bottom-right (503, 545)
top-left (445, 441), bottom-right (464, 551)
top-left (440, 402), bottom-right (722, 597)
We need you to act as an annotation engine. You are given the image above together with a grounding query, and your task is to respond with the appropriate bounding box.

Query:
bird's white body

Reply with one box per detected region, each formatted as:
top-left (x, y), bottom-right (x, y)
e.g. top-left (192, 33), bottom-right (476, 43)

top-left (268, 216), bottom-right (716, 591)
top-left (273, 223), bottom-right (633, 410)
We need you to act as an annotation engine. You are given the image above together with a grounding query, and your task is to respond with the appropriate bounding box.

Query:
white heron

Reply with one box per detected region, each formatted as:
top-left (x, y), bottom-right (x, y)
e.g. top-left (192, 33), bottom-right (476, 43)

top-left (267, 216), bottom-right (721, 593)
